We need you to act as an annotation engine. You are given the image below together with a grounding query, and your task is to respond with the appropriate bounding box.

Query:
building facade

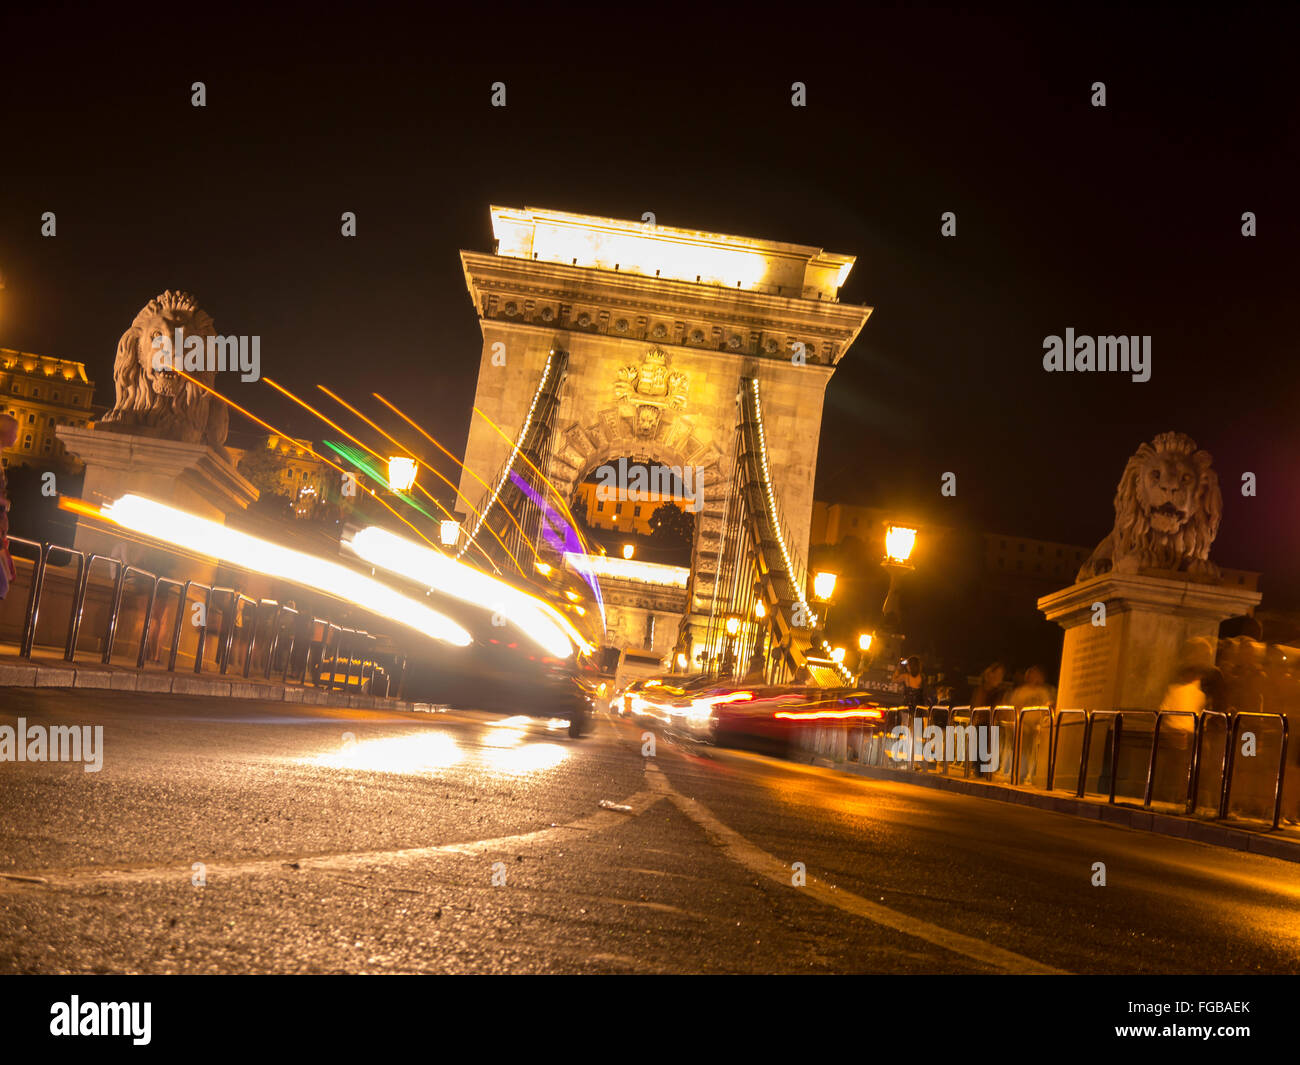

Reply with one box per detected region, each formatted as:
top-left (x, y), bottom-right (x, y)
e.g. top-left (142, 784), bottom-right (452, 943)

top-left (0, 349), bottom-right (96, 469)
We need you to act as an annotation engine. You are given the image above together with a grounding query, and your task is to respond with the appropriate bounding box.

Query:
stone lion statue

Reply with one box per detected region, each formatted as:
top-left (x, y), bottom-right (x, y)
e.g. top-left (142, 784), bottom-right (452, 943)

top-left (99, 290), bottom-right (229, 451)
top-left (1078, 431), bottom-right (1222, 581)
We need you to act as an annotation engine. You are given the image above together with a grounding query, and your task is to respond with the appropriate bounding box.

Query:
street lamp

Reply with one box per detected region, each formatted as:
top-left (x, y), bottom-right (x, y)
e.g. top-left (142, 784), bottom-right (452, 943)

top-left (439, 519), bottom-right (460, 547)
top-left (809, 569), bottom-right (838, 639)
top-left (622, 544), bottom-right (635, 560)
top-left (813, 570), bottom-right (838, 601)
top-left (856, 632), bottom-right (875, 686)
top-left (723, 615), bottom-right (741, 677)
top-left (753, 598), bottom-right (766, 619)
top-left (882, 524), bottom-right (918, 662)
top-left (884, 524), bottom-right (917, 566)
top-left (387, 456), bottom-right (417, 492)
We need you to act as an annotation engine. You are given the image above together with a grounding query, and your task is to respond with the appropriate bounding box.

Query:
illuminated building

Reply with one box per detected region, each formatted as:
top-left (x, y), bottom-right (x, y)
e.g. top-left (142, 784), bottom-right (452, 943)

top-left (262, 434), bottom-right (332, 515)
top-left (459, 206), bottom-right (872, 663)
top-left (572, 480), bottom-right (690, 535)
top-left (0, 348), bottom-right (96, 470)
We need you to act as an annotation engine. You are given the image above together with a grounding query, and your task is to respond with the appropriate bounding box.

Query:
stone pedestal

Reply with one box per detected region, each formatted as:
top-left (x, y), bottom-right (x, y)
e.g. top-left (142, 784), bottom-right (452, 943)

top-left (1038, 572), bottom-right (1262, 711)
top-left (55, 425), bottom-right (257, 581)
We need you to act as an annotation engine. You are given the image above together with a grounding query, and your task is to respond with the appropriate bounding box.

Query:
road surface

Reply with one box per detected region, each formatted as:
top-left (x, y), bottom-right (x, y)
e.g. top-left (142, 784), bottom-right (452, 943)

top-left (2, 688), bottom-right (1299, 974)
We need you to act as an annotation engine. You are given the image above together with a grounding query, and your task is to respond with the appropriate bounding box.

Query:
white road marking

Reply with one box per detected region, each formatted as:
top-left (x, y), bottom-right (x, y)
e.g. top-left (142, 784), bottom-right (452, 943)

top-left (643, 761), bottom-right (1067, 975)
top-left (0, 785), bottom-right (664, 892)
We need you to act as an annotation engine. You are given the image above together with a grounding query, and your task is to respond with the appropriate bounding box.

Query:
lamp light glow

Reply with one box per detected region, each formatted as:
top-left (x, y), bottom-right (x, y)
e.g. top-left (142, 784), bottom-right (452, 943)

top-left (95, 495), bottom-right (470, 647)
top-left (349, 526), bottom-right (589, 658)
top-left (387, 456), bottom-right (418, 492)
top-left (885, 524), bottom-right (918, 565)
top-left (813, 571), bottom-right (838, 601)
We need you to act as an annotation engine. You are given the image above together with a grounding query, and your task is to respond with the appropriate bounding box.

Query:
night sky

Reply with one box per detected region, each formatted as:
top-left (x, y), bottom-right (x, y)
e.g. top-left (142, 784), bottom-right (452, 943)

top-left (2, 6), bottom-right (1297, 596)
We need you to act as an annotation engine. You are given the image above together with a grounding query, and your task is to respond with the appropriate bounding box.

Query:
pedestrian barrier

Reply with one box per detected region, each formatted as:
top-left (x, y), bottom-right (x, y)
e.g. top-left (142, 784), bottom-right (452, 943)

top-left (1, 534), bottom-right (406, 697)
top-left (791, 695), bottom-right (1291, 831)
top-left (1222, 712), bottom-right (1289, 827)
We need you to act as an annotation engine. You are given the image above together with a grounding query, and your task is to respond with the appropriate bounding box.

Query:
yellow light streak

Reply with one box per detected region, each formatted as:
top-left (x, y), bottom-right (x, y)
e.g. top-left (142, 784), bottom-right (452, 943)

top-left (79, 494), bottom-right (472, 647)
top-left (168, 368), bottom-right (439, 550)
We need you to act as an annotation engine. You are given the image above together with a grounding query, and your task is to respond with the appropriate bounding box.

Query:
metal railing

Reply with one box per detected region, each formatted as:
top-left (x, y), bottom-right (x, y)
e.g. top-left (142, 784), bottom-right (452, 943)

top-left (3, 535), bottom-right (405, 697)
top-left (792, 697), bottom-right (1292, 831)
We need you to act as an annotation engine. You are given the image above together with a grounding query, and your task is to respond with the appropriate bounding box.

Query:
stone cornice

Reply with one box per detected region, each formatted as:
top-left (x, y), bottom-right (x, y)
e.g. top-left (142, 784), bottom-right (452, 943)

top-left (471, 318), bottom-right (837, 383)
top-left (1039, 571), bottom-right (1262, 627)
top-left (461, 251), bottom-right (871, 366)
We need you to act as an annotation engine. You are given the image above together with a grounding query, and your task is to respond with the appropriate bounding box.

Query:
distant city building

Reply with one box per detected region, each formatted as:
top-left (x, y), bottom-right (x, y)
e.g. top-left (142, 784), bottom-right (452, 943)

top-left (810, 499), bottom-right (1261, 682)
top-left (810, 502), bottom-right (950, 563)
top-left (262, 435), bottom-right (332, 516)
top-left (573, 481), bottom-right (690, 536)
top-left (984, 531), bottom-right (1258, 593)
top-left (0, 348), bottom-right (96, 469)
top-left (812, 501), bottom-right (1259, 593)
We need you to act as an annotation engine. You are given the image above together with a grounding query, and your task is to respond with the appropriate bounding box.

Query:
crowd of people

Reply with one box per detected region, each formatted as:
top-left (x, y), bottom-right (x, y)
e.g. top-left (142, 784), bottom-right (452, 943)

top-left (887, 657), bottom-right (1059, 712)
top-left (882, 639), bottom-right (1300, 719)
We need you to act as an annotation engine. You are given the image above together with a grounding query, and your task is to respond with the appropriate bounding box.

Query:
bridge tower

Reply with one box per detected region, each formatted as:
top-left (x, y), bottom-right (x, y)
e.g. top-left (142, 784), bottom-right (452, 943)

top-left (457, 206), bottom-right (872, 681)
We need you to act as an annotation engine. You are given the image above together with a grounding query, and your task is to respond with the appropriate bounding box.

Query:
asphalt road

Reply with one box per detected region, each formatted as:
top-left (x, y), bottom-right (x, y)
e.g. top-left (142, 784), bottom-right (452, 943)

top-left (2, 688), bottom-right (1299, 974)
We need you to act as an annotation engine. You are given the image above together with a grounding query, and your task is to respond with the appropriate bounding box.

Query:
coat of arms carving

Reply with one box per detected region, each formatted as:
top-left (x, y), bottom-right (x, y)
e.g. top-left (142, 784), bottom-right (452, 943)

top-left (614, 347), bottom-right (688, 437)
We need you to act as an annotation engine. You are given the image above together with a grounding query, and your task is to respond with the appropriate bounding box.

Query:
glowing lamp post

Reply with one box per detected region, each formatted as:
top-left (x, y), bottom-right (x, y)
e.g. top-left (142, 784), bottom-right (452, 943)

top-left (439, 519), bottom-right (460, 547)
top-left (882, 524), bottom-right (918, 664)
top-left (387, 456), bottom-right (418, 493)
top-left (809, 569), bottom-right (838, 636)
top-left (622, 544), bottom-right (635, 560)
top-left (723, 614), bottom-right (741, 677)
top-left (750, 597), bottom-right (769, 680)
top-left (856, 632), bottom-right (875, 686)
top-left (813, 570), bottom-right (838, 602)
top-left (885, 524), bottom-right (917, 566)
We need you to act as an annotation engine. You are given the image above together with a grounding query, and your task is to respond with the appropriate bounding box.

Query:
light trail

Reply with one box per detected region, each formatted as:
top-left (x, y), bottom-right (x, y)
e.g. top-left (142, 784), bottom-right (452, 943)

top-left (65, 495), bottom-right (472, 647)
top-left (347, 526), bottom-right (594, 659)
top-left (261, 376), bottom-right (464, 548)
top-left (315, 386), bottom-right (522, 576)
top-left (169, 368), bottom-right (440, 550)
top-left (471, 404), bottom-right (592, 556)
top-left (371, 392), bottom-right (540, 567)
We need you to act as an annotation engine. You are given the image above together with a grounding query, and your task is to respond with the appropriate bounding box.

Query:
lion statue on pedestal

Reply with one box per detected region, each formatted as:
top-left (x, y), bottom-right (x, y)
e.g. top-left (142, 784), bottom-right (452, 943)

top-left (1078, 431), bottom-right (1222, 582)
top-left (98, 290), bottom-right (229, 451)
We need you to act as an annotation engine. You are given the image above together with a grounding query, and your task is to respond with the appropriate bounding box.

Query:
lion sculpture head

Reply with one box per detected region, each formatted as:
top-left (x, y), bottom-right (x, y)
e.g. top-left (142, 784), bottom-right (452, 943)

top-left (99, 290), bottom-right (229, 451)
top-left (1078, 431), bottom-right (1222, 581)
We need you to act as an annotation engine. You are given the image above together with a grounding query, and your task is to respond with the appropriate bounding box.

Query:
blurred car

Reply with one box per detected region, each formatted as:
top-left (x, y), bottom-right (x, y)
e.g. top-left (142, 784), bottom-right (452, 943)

top-left (613, 648), bottom-right (668, 696)
top-left (611, 674), bottom-right (702, 721)
top-left (704, 685), bottom-right (888, 753)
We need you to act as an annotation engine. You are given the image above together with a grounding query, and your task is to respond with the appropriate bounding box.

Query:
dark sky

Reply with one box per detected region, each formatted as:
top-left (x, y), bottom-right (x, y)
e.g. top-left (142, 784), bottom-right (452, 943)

top-left (2, 5), bottom-right (1297, 596)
